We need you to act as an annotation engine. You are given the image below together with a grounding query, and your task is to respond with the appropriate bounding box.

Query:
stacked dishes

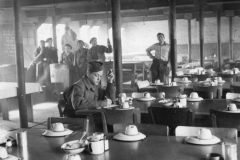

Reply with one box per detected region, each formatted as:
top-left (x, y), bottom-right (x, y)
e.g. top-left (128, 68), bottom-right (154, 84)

top-left (113, 125), bottom-right (146, 141)
top-left (42, 123), bottom-right (73, 137)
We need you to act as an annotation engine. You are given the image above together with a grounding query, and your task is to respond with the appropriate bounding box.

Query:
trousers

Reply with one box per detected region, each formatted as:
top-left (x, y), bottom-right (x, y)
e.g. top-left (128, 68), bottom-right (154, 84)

top-left (150, 58), bottom-right (169, 83)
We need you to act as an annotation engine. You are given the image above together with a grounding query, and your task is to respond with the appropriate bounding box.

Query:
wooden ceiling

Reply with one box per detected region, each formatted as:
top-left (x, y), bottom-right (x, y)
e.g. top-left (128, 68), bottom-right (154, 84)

top-left (1, 0), bottom-right (240, 22)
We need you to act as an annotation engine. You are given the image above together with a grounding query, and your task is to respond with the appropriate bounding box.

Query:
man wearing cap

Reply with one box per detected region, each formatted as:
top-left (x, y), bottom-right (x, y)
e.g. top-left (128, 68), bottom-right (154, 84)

top-left (63, 61), bottom-right (115, 117)
top-left (45, 38), bottom-right (58, 63)
top-left (146, 33), bottom-right (170, 83)
top-left (87, 37), bottom-right (112, 87)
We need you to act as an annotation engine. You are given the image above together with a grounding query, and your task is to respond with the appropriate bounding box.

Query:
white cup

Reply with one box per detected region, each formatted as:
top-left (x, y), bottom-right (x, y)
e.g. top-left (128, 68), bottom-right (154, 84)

top-left (155, 79), bottom-right (161, 84)
top-left (122, 102), bottom-right (130, 109)
top-left (143, 92), bottom-right (151, 98)
top-left (190, 92), bottom-right (199, 99)
top-left (0, 147), bottom-right (8, 159)
top-left (171, 82), bottom-right (177, 86)
top-left (119, 93), bottom-right (127, 99)
top-left (227, 103), bottom-right (237, 111)
top-left (182, 77), bottom-right (188, 81)
top-left (125, 125), bottom-right (139, 136)
top-left (52, 123), bottom-right (65, 132)
top-left (88, 140), bottom-right (104, 155)
top-left (198, 128), bottom-right (212, 140)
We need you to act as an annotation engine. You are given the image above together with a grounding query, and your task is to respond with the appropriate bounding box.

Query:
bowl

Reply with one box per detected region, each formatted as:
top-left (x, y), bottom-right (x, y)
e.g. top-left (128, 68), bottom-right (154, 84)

top-left (52, 123), bottom-right (65, 132)
top-left (61, 140), bottom-right (86, 154)
top-left (125, 125), bottom-right (139, 136)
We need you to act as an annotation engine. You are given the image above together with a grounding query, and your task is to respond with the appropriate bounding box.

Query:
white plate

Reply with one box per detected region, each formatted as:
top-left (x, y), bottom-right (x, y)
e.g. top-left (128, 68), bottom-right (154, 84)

top-left (150, 83), bottom-right (164, 86)
top-left (42, 129), bottom-right (73, 137)
top-left (113, 132), bottom-right (146, 141)
top-left (103, 104), bottom-right (119, 108)
top-left (3, 155), bottom-right (19, 160)
top-left (187, 97), bottom-right (203, 102)
top-left (137, 97), bottom-right (156, 102)
top-left (221, 109), bottom-right (240, 113)
top-left (177, 81), bottom-right (192, 84)
top-left (116, 107), bottom-right (135, 110)
top-left (185, 136), bottom-right (221, 145)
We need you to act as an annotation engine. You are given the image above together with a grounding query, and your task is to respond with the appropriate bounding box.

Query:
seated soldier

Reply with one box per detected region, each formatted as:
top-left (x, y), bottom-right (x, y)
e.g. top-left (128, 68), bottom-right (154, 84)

top-left (63, 61), bottom-right (115, 117)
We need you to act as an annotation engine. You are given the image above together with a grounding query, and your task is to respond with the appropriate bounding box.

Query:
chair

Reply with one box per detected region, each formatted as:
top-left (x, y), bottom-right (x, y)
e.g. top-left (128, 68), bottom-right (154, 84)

top-left (217, 73), bottom-right (237, 82)
top-left (102, 108), bottom-right (141, 133)
top-left (226, 92), bottom-right (240, 99)
top-left (47, 117), bottom-right (89, 132)
top-left (156, 85), bottom-right (183, 98)
top-left (148, 107), bottom-right (195, 135)
top-left (230, 85), bottom-right (240, 93)
top-left (175, 126), bottom-right (238, 143)
top-left (193, 85), bottom-right (219, 99)
top-left (192, 74), bottom-right (211, 81)
top-left (113, 123), bottom-right (169, 136)
top-left (210, 109), bottom-right (240, 133)
top-left (136, 80), bottom-right (158, 93)
top-left (58, 100), bottom-right (66, 117)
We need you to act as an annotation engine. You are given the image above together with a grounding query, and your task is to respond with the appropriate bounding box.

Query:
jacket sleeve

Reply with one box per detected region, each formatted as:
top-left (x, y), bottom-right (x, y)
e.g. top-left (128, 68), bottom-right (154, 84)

top-left (71, 83), bottom-right (98, 110)
top-left (97, 82), bottom-right (116, 102)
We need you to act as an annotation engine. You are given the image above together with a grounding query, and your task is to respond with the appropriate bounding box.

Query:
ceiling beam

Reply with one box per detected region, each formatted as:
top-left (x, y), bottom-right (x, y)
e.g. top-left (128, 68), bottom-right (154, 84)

top-left (25, 0), bottom-right (194, 18)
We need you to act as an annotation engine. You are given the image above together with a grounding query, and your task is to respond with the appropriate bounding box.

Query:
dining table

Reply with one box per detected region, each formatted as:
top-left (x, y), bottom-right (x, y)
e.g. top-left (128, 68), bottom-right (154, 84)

top-left (2, 128), bottom-right (239, 160)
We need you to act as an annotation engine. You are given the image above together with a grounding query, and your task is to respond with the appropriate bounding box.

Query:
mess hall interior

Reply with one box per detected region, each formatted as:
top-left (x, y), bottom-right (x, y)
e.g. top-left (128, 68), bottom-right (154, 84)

top-left (1, 0), bottom-right (240, 159)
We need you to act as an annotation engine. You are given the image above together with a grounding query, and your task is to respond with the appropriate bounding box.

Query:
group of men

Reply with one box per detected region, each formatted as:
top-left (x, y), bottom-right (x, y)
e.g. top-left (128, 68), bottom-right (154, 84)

top-left (28, 28), bottom-right (171, 117)
top-left (62, 32), bottom-right (170, 117)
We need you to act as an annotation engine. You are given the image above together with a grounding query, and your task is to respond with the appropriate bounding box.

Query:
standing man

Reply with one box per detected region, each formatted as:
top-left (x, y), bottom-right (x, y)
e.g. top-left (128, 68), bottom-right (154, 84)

top-left (74, 40), bottom-right (89, 81)
top-left (45, 38), bottom-right (58, 63)
top-left (87, 37), bottom-right (112, 87)
top-left (146, 33), bottom-right (170, 83)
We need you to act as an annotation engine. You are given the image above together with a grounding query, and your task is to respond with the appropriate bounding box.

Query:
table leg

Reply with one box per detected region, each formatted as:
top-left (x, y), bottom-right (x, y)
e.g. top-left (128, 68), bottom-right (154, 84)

top-left (26, 94), bottom-right (33, 122)
top-left (142, 63), bottom-right (145, 81)
top-left (0, 99), bottom-right (9, 120)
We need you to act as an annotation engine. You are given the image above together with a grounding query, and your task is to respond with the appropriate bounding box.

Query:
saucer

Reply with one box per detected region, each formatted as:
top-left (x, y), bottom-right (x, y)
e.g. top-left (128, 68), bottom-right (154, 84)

top-left (185, 136), bottom-right (221, 145)
top-left (137, 97), bottom-right (156, 102)
top-left (221, 109), bottom-right (240, 113)
top-left (116, 107), bottom-right (135, 110)
top-left (177, 80), bottom-right (192, 84)
top-left (187, 97), bottom-right (203, 102)
top-left (42, 129), bottom-right (73, 137)
top-left (113, 132), bottom-right (146, 141)
top-left (150, 82), bottom-right (164, 86)
top-left (2, 155), bottom-right (19, 160)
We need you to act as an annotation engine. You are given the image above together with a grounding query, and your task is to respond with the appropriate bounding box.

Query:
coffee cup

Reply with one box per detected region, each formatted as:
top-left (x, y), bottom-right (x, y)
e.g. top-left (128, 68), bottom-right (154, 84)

top-left (0, 147), bottom-right (8, 159)
top-left (217, 77), bottom-right (222, 81)
top-left (87, 140), bottom-right (104, 155)
top-left (122, 102), bottom-right (130, 109)
top-left (52, 123), bottom-right (65, 132)
top-left (125, 125), bottom-right (138, 136)
top-left (198, 128), bottom-right (212, 140)
top-left (227, 103), bottom-right (237, 111)
top-left (190, 92), bottom-right (199, 99)
top-left (171, 82), bottom-right (177, 86)
top-left (158, 92), bottom-right (165, 99)
top-left (143, 92), bottom-right (151, 98)
top-left (182, 77), bottom-right (188, 81)
top-left (155, 79), bottom-right (161, 84)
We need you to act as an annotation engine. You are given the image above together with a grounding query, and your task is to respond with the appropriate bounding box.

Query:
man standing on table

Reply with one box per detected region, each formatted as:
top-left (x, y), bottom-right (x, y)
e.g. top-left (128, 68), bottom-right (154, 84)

top-left (87, 37), bottom-right (112, 88)
top-left (146, 33), bottom-right (170, 83)
top-left (63, 61), bottom-right (115, 117)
